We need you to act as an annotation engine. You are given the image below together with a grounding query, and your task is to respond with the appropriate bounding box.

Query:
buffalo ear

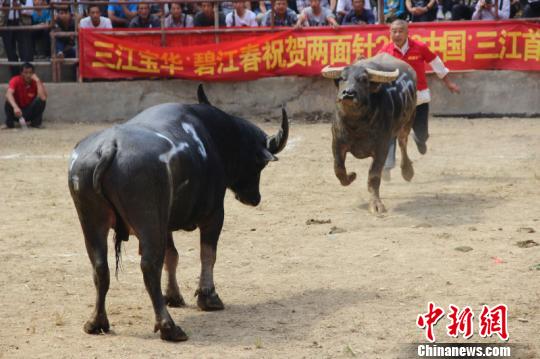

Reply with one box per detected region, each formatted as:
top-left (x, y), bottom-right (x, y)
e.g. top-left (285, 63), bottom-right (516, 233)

top-left (260, 149), bottom-right (278, 163)
top-left (197, 84), bottom-right (211, 105)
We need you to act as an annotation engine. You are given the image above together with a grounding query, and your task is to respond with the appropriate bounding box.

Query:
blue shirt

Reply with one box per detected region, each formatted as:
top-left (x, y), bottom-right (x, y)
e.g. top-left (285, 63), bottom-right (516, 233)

top-left (32, 9), bottom-right (51, 24)
top-left (107, 0), bottom-right (138, 19)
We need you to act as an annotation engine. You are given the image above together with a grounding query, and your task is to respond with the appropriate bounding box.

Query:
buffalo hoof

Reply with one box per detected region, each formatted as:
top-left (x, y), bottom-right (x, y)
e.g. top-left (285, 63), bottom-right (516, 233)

top-left (401, 162), bottom-right (414, 182)
top-left (155, 320), bottom-right (188, 342)
top-left (165, 293), bottom-right (186, 308)
top-left (84, 315), bottom-right (110, 334)
top-left (196, 288), bottom-right (224, 311)
top-left (369, 199), bottom-right (386, 214)
top-left (338, 171), bottom-right (357, 186)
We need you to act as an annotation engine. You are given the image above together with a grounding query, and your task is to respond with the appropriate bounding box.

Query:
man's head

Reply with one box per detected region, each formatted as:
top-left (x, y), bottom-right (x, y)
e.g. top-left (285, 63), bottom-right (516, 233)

top-left (20, 63), bottom-right (34, 83)
top-left (170, 2), bottom-right (183, 18)
top-left (88, 5), bottom-right (101, 24)
top-left (352, 0), bottom-right (365, 13)
top-left (201, 2), bottom-right (214, 17)
top-left (390, 19), bottom-right (408, 48)
top-left (137, 3), bottom-right (150, 19)
top-left (310, 0), bottom-right (321, 11)
top-left (57, 7), bottom-right (71, 24)
top-left (274, 0), bottom-right (288, 16)
top-left (234, 0), bottom-right (246, 14)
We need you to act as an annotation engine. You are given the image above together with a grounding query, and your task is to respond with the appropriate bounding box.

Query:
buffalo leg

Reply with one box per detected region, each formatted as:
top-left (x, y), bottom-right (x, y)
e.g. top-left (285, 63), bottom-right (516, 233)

top-left (196, 209), bottom-right (225, 311)
top-left (368, 150), bottom-right (388, 214)
top-left (80, 209), bottom-right (111, 334)
top-left (332, 137), bottom-right (356, 186)
top-left (139, 230), bottom-right (187, 342)
top-left (398, 128), bottom-right (414, 182)
top-left (163, 233), bottom-right (185, 307)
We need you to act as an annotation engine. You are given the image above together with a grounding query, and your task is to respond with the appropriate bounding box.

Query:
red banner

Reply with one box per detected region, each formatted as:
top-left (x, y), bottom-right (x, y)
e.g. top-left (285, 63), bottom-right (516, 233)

top-left (79, 21), bottom-right (540, 80)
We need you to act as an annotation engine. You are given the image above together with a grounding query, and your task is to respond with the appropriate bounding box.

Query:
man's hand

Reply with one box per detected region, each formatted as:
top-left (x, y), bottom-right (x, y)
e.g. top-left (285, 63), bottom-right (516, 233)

top-left (447, 81), bottom-right (460, 94)
top-left (31, 73), bottom-right (40, 82)
top-left (14, 106), bottom-right (22, 118)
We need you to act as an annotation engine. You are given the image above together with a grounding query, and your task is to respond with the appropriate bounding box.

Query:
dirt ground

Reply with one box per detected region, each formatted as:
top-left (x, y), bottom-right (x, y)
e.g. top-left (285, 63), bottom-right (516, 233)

top-left (0, 117), bottom-right (539, 359)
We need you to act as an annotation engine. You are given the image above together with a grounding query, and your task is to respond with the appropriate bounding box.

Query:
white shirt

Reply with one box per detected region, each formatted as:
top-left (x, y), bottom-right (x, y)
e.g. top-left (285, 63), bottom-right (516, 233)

top-left (9, 0), bottom-right (33, 20)
top-left (472, 0), bottom-right (510, 20)
top-left (336, 0), bottom-right (372, 15)
top-left (80, 16), bottom-right (113, 29)
top-left (225, 9), bottom-right (258, 27)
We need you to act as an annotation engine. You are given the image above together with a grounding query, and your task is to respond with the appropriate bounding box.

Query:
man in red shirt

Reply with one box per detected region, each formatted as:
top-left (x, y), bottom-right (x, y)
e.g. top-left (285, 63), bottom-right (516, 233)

top-left (3, 63), bottom-right (47, 129)
top-left (379, 20), bottom-right (460, 180)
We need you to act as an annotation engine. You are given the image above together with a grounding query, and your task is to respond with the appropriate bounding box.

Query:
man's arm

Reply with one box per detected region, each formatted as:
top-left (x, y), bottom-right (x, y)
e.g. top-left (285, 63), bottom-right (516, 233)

top-left (295, 11), bottom-right (307, 28)
top-left (32, 74), bottom-right (47, 100)
top-left (5, 88), bottom-right (22, 117)
top-left (429, 56), bottom-right (460, 93)
top-left (327, 13), bottom-right (339, 27)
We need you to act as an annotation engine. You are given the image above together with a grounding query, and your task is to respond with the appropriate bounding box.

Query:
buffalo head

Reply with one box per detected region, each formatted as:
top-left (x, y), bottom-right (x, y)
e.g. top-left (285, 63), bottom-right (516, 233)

top-left (231, 107), bottom-right (289, 206)
top-left (322, 63), bottom-right (399, 116)
top-left (197, 85), bottom-right (288, 207)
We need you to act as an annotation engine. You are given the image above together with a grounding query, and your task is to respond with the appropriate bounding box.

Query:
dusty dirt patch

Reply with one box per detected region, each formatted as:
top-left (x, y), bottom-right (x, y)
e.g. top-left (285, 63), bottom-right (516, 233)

top-left (1, 118), bottom-right (539, 358)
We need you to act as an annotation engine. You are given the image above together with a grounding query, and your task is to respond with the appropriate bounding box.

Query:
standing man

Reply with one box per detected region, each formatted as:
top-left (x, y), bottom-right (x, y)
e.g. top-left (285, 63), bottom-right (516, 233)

top-left (3, 63), bottom-right (47, 129)
top-left (379, 20), bottom-right (460, 180)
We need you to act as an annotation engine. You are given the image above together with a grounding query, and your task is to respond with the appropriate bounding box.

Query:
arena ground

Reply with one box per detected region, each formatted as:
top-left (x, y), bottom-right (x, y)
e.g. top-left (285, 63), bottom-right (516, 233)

top-left (0, 117), bottom-right (539, 358)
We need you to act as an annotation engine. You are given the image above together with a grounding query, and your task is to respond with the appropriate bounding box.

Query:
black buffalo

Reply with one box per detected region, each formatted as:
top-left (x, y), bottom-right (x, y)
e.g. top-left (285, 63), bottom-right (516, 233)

top-left (68, 85), bottom-right (288, 341)
top-left (322, 53), bottom-right (417, 213)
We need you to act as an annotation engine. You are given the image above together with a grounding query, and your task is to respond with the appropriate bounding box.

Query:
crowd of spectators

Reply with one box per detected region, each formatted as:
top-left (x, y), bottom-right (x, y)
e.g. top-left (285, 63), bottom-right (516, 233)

top-left (0, 0), bottom-right (538, 63)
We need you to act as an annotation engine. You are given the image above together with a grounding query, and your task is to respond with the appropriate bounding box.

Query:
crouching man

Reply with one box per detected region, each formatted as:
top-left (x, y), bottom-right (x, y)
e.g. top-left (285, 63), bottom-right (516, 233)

top-left (3, 63), bottom-right (47, 129)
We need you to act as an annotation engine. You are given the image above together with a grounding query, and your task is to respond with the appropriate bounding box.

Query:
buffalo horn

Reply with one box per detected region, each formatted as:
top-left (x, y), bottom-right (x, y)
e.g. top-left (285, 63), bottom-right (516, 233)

top-left (267, 107), bottom-right (289, 154)
top-left (321, 65), bottom-right (345, 79)
top-left (366, 68), bottom-right (399, 83)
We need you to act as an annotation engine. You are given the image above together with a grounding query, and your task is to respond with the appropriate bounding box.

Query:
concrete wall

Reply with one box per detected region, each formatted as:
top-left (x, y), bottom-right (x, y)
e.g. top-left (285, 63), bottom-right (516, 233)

top-left (0, 70), bottom-right (538, 124)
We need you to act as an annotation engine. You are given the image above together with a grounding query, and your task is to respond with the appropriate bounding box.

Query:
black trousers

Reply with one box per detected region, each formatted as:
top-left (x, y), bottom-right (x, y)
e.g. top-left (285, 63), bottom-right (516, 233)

top-left (5, 98), bottom-right (46, 128)
top-left (412, 103), bottom-right (430, 144)
top-left (1, 20), bottom-right (34, 76)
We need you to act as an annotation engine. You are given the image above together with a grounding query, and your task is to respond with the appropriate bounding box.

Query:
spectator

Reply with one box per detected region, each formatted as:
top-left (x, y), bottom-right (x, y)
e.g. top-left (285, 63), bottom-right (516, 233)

top-left (194, 2), bottom-right (226, 27)
top-left (129, 3), bottom-right (160, 27)
top-left (296, 0), bottom-right (334, 12)
top-left (261, 0), bottom-right (298, 26)
top-left (336, 0), bottom-right (373, 23)
top-left (523, 0), bottom-right (540, 16)
top-left (164, 2), bottom-right (194, 27)
top-left (107, 0), bottom-right (138, 27)
top-left (450, 0), bottom-right (474, 19)
top-left (2, 63), bottom-right (47, 129)
top-left (31, 0), bottom-right (51, 59)
top-left (1, 0), bottom-right (34, 75)
top-left (54, 7), bottom-right (76, 58)
top-left (220, 1), bottom-right (235, 15)
top-left (296, 0), bottom-right (339, 27)
top-left (384, 0), bottom-right (408, 21)
top-left (406, 0), bottom-right (438, 21)
top-left (226, 1), bottom-right (258, 26)
top-left (472, 0), bottom-right (510, 19)
top-left (80, 5), bottom-right (113, 28)
top-left (342, 0), bottom-right (375, 24)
